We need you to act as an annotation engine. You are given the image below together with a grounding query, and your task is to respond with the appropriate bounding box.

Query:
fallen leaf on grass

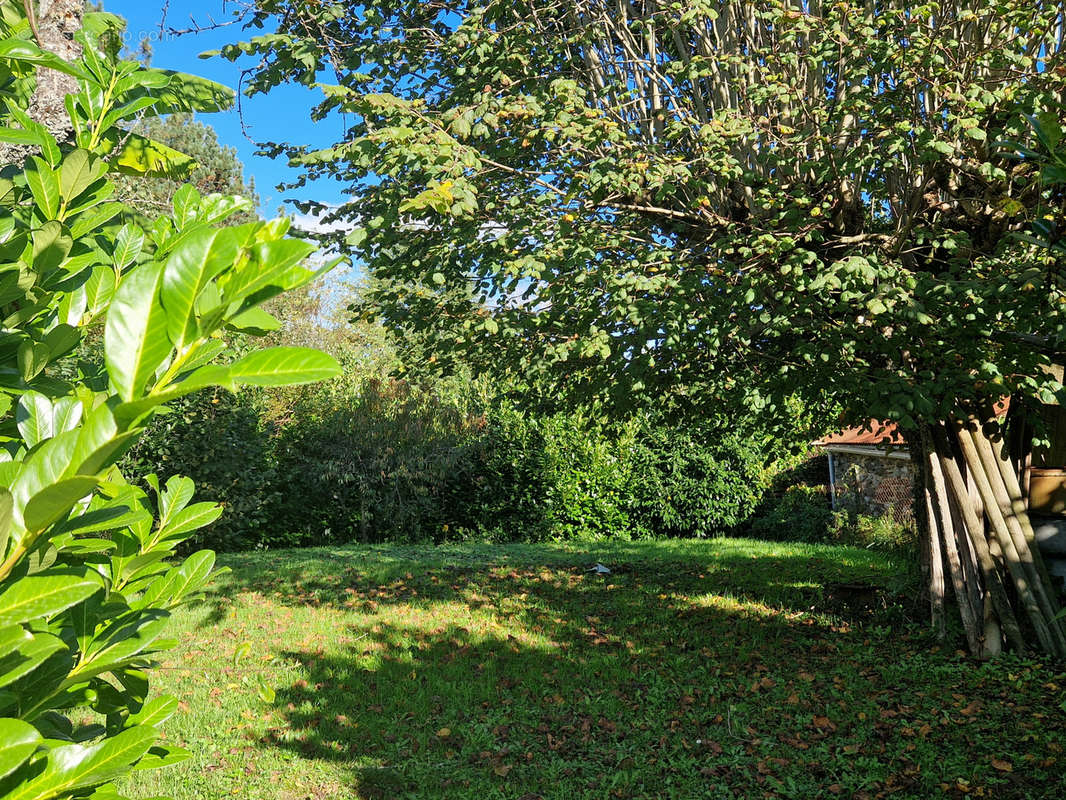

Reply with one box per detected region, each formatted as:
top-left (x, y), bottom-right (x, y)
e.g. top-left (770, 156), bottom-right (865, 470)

top-left (991, 758), bottom-right (1013, 772)
top-left (437, 727), bottom-right (451, 738)
top-left (959, 700), bottom-right (982, 717)
top-left (493, 764), bottom-right (513, 777)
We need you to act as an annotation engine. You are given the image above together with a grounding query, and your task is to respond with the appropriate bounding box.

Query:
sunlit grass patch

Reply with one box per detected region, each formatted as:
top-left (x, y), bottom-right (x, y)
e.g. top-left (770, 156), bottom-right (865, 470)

top-left (124, 538), bottom-right (1064, 800)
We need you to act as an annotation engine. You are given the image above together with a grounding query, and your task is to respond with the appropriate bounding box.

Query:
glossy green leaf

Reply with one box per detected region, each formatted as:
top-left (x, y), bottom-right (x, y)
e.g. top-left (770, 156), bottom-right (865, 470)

top-left (24, 157), bottom-right (60, 219)
top-left (16, 392), bottom-right (82, 448)
top-left (157, 476), bottom-right (194, 531)
top-left (225, 306), bottom-right (281, 335)
top-left (112, 224), bottom-right (144, 271)
top-left (23, 476), bottom-right (101, 533)
top-left (32, 220), bottom-right (71, 276)
top-left (78, 611), bottom-right (171, 678)
top-left (0, 489), bottom-right (11, 558)
top-left (0, 630), bottom-right (65, 690)
top-left (218, 238), bottom-right (316, 305)
top-left (15, 391), bottom-right (54, 447)
top-left (229, 347), bottom-right (341, 386)
top-left (0, 38), bottom-right (90, 80)
top-left (166, 550), bottom-right (215, 602)
top-left (0, 127), bottom-right (41, 146)
top-left (171, 184), bottom-right (200, 230)
top-left (105, 131), bottom-right (199, 180)
top-left (0, 573), bottom-right (100, 628)
top-left (16, 341), bottom-right (49, 382)
top-left (0, 717), bottom-right (42, 781)
top-left (160, 227), bottom-right (237, 349)
top-left (6, 725), bottom-right (158, 800)
top-left (129, 744), bottom-right (192, 771)
top-left (127, 69), bottom-right (235, 114)
top-left (104, 261), bottom-right (170, 401)
top-left (125, 696), bottom-right (178, 729)
top-left (9, 430), bottom-right (82, 521)
top-left (83, 265), bottom-right (117, 315)
top-left (157, 504), bottom-right (222, 541)
top-left (59, 150), bottom-right (106, 204)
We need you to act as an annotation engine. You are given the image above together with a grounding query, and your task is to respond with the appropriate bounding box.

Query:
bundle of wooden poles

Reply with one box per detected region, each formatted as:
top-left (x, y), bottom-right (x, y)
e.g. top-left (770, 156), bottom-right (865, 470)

top-left (919, 420), bottom-right (1066, 659)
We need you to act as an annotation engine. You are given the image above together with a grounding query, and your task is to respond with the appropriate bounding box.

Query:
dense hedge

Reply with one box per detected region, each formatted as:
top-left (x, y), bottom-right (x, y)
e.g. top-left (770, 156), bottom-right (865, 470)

top-left (123, 372), bottom-right (783, 550)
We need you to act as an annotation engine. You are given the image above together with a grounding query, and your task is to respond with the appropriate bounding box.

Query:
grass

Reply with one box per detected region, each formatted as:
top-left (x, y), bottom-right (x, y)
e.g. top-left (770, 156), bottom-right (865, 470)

top-left (121, 538), bottom-right (1065, 800)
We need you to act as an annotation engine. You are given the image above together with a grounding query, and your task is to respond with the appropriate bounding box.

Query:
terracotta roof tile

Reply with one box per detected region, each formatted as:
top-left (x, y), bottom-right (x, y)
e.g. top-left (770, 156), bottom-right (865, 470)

top-left (814, 399), bottom-right (1010, 449)
top-left (814, 422), bottom-right (905, 447)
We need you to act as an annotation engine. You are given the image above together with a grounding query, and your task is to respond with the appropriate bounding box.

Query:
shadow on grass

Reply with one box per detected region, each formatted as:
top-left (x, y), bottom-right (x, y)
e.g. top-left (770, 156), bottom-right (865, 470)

top-left (188, 543), bottom-right (1062, 798)
top-left (200, 541), bottom-right (921, 631)
top-left (256, 578), bottom-right (1060, 800)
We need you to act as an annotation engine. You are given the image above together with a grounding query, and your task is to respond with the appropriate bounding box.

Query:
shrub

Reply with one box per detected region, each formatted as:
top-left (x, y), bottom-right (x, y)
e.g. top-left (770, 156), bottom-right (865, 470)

top-left (129, 365), bottom-right (785, 548)
top-left (0, 13), bottom-right (339, 798)
top-left (122, 388), bottom-right (279, 551)
top-left (748, 485), bottom-right (835, 543)
top-left (829, 511), bottom-right (917, 554)
top-left (627, 423), bottom-right (770, 539)
top-left (450, 405), bottom-right (554, 541)
top-left (125, 280), bottom-right (796, 548)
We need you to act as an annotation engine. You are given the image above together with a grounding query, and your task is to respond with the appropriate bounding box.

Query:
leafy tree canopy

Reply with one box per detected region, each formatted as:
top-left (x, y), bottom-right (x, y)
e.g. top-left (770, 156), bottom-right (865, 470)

top-left (223, 0), bottom-right (1066, 430)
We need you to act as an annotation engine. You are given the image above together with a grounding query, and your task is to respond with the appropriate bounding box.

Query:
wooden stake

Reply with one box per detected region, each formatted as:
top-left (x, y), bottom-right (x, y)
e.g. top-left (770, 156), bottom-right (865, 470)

top-left (988, 431), bottom-right (1059, 593)
top-left (954, 423), bottom-right (1063, 657)
top-left (970, 425), bottom-right (1066, 654)
top-left (933, 429), bottom-right (1025, 653)
top-left (919, 429), bottom-right (947, 639)
top-left (926, 429), bottom-right (982, 655)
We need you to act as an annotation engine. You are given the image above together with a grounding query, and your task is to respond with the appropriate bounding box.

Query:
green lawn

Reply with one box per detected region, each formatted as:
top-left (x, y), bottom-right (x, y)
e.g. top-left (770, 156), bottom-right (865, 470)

top-left (121, 539), bottom-right (1065, 799)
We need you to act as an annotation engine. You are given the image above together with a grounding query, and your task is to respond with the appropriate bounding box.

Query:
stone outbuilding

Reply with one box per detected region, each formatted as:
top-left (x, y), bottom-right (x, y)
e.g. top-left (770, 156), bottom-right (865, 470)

top-left (814, 423), bottom-right (915, 527)
top-left (816, 413), bottom-right (1066, 586)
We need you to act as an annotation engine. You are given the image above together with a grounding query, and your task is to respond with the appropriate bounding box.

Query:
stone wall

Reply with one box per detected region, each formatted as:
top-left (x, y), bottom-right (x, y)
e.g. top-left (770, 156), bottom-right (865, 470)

top-left (831, 450), bottom-right (916, 526)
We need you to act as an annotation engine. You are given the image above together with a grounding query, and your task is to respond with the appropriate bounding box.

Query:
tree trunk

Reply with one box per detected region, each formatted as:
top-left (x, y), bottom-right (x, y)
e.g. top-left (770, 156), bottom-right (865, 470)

top-left (0, 0), bottom-right (83, 163)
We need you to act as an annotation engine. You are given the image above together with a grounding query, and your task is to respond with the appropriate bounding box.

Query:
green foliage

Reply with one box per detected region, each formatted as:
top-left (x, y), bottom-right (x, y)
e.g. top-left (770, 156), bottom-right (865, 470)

top-left (1005, 109), bottom-right (1066, 254)
top-left (227, 0), bottom-right (1066, 435)
top-left (746, 462), bottom-right (917, 554)
top-left (829, 511), bottom-right (918, 554)
top-left (537, 412), bottom-right (632, 540)
top-left (121, 388), bottom-right (277, 553)
top-left (129, 353), bottom-right (782, 548)
top-left (749, 485), bottom-right (836, 544)
top-left (112, 114), bottom-right (260, 225)
top-left (0, 8), bottom-right (339, 799)
top-left (626, 422), bottom-right (769, 539)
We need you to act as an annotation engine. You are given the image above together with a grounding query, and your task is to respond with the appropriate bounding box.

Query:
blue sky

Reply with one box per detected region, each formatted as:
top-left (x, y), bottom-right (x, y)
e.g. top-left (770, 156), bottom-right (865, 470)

top-left (105, 0), bottom-right (348, 214)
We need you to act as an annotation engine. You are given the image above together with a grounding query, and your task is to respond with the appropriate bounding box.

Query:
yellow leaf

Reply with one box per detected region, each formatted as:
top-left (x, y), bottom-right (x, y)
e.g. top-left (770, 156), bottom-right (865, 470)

top-left (437, 727), bottom-right (451, 738)
top-left (104, 131), bottom-right (198, 179)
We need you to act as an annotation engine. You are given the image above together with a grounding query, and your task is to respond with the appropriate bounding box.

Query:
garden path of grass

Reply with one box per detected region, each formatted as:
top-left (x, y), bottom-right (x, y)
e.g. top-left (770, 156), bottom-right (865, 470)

top-left (123, 539), bottom-right (1066, 799)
